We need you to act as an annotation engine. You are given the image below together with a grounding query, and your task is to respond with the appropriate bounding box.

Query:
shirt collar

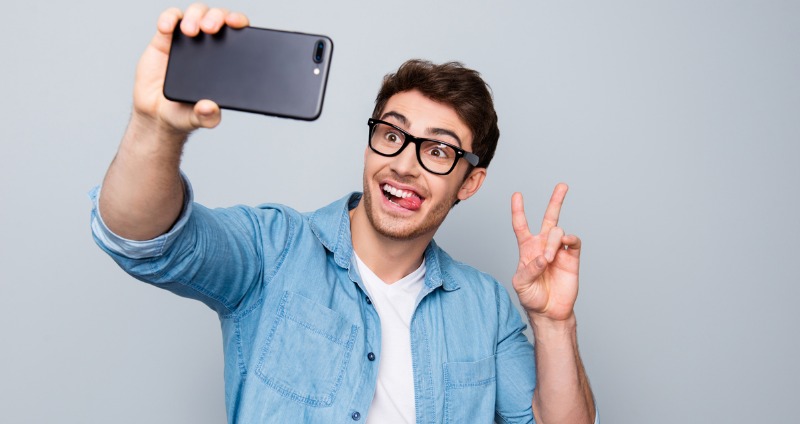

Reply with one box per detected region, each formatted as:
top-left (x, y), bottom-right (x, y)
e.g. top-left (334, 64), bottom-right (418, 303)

top-left (307, 192), bottom-right (459, 292)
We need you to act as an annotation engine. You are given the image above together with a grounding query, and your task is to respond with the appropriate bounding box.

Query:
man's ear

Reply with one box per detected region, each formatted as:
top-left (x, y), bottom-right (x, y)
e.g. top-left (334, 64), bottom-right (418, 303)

top-left (457, 167), bottom-right (487, 201)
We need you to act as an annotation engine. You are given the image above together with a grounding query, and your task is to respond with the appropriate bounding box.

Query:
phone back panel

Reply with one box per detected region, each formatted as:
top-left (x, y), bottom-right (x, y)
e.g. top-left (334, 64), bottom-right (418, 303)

top-left (164, 26), bottom-right (333, 121)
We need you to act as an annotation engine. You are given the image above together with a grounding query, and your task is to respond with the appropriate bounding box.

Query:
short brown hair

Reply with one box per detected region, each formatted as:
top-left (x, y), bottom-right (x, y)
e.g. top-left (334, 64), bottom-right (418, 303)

top-left (372, 60), bottom-right (499, 169)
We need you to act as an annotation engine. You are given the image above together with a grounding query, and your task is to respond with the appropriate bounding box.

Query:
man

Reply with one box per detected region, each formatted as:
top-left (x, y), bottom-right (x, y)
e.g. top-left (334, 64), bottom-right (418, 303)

top-left (91, 4), bottom-right (597, 423)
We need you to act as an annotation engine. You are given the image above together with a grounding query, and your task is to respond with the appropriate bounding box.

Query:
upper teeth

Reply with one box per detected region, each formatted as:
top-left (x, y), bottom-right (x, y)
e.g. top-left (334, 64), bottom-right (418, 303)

top-left (383, 184), bottom-right (413, 199)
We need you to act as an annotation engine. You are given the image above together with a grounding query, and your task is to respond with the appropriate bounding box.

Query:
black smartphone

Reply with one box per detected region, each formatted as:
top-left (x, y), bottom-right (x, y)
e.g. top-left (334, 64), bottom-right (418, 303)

top-left (163, 24), bottom-right (333, 121)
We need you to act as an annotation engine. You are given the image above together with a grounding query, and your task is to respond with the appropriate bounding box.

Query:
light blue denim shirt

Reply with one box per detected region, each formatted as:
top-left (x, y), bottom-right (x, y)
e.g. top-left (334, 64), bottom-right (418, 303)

top-left (90, 180), bottom-right (540, 424)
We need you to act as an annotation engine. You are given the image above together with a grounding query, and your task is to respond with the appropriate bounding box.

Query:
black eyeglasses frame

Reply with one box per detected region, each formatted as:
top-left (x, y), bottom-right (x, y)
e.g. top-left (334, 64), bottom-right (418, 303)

top-left (367, 118), bottom-right (480, 175)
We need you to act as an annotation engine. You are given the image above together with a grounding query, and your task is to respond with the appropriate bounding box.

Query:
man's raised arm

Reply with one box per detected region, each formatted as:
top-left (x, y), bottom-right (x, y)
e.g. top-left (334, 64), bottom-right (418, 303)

top-left (99, 4), bottom-right (249, 240)
top-left (511, 185), bottom-right (597, 424)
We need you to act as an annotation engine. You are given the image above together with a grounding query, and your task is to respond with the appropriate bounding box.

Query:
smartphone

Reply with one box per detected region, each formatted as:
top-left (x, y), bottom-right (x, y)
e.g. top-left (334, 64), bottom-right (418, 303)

top-left (164, 24), bottom-right (333, 121)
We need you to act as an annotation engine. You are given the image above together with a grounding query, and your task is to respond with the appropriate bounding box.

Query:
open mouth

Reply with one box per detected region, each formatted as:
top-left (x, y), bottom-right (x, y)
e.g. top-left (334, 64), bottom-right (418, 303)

top-left (382, 183), bottom-right (423, 211)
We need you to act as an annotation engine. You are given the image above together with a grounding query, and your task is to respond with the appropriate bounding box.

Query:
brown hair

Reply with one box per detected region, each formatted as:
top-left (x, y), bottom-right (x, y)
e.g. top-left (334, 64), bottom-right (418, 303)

top-left (372, 59), bottom-right (499, 169)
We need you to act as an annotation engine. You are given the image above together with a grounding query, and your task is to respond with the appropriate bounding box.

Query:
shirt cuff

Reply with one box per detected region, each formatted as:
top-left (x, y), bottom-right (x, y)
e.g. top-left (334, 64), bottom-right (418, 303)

top-left (89, 172), bottom-right (194, 259)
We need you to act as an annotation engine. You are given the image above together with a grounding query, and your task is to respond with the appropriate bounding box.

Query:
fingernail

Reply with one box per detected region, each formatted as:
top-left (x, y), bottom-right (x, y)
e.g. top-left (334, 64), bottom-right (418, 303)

top-left (545, 250), bottom-right (554, 262)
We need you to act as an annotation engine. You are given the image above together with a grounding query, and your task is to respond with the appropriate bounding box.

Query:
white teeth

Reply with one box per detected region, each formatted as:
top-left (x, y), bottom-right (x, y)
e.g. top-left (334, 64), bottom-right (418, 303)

top-left (383, 184), bottom-right (413, 199)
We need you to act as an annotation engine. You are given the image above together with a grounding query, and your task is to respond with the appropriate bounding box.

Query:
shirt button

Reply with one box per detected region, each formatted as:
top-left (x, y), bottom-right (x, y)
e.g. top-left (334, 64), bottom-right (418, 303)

top-left (365, 296), bottom-right (372, 304)
top-left (351, 411), bottom-right (361, 421)
top-left (367, 352), bottom-right (376, 361)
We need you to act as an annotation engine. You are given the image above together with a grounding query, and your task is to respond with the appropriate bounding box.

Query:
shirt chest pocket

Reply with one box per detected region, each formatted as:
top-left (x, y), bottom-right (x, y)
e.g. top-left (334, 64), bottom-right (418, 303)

top-left (255, 291), bottom-right (359, 407)
top-left (444, 356), bottom-right (497, 423)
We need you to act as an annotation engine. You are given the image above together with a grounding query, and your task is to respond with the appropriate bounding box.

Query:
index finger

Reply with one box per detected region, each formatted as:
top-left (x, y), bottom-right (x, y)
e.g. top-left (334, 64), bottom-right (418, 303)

top-left (152, 8), bottom-right (184, 54)
top-left (180, 3), bottom-right (210, 37)
top-left (540, 183), bottom-right (568, 234)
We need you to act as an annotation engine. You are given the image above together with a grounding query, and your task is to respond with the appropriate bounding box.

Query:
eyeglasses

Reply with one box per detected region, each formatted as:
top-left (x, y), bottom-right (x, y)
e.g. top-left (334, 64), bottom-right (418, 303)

top-left (367, 119), bottom-right (480, 175)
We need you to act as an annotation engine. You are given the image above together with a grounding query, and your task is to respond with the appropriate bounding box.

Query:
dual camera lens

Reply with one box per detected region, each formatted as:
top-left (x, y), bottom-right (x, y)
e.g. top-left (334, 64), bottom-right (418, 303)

top-left (313, 40), bottom-right (325, 64)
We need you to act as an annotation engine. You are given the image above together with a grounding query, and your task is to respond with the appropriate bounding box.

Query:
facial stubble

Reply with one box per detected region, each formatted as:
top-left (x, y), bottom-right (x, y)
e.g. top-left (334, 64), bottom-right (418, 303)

top-left (361, 173), bottom-right (459, 241)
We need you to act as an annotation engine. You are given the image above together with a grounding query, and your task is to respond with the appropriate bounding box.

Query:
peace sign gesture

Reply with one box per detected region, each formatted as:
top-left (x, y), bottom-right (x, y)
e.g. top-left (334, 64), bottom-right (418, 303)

top-left (511, 184), bottom-right (582, 322)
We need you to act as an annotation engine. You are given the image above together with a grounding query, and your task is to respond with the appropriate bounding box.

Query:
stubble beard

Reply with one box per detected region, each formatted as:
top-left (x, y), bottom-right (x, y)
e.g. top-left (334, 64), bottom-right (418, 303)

top-left (361, 173), bottom-right (456, 241)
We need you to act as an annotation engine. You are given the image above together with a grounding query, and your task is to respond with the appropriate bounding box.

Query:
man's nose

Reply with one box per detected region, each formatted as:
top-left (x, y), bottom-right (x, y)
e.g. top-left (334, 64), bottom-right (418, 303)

top-left (390, 143), bottom-right (422, 176)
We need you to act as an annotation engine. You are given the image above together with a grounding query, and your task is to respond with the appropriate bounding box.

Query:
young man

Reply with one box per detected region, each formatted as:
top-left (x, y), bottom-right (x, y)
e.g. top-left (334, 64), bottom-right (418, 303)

top-left (91, 5), bottom-right (597, 423)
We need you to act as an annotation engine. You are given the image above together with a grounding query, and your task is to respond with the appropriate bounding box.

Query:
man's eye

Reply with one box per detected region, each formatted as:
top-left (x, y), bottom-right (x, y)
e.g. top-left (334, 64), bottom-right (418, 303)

top-left (426, 145), bottom-right (452, 159)
top-left (385, 132), bottom-right (402, 143)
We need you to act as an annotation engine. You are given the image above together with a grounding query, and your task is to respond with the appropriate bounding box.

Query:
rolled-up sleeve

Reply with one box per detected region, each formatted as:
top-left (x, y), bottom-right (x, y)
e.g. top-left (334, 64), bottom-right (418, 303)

top-left (88, 173), bottom-right (293, 316)
top-left (89, 173), bottom-right (194, 259)
top-left (494, 282), bottom-right (537, 424)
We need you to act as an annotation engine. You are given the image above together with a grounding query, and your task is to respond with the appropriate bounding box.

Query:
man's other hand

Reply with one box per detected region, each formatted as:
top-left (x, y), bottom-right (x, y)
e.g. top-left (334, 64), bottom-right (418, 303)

top-left (510, 184), bottom-right (582, 323)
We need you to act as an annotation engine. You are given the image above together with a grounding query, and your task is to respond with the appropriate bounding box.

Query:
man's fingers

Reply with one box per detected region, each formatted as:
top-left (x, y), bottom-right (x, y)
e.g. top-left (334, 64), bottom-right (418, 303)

top-left (540, 183), bottom-right (568, 234)
top-left (225, 11), bottom-right (250, 28)
top-left (180, 3), bottom-right (210, 36)
top-left (516, 254), bottom-right (548, 287)
top-left (150, 8), bottom-right (183, 54)
top-left (182, 5), bottom-right (247, 36)
top-left (544, 226), bottom-right (565, 262)
top-left (200, 7), bottom-right (230, 33)
top-left (562, 234), bottom-right (582, 258)
top-left (157, 8), bottom-right (183, 35)
top-left (562, 234), bottom-right (581, 249)
top-left (511, 192), bottom-right (533, 244)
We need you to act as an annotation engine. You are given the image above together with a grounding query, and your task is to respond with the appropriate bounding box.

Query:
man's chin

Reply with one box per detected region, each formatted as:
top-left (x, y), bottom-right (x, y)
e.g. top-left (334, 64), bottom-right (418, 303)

top-left (367, 213), bottom-right (431, 241)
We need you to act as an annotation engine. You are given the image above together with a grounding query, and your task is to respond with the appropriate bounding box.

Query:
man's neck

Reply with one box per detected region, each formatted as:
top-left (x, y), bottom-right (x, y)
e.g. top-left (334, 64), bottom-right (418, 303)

top-left (349, 204), bottom-right (433, 284)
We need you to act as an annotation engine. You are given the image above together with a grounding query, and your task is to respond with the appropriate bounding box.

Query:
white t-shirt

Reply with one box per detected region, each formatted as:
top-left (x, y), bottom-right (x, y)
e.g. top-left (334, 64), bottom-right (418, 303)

top-left (354, 253), bottom-right (426, 424)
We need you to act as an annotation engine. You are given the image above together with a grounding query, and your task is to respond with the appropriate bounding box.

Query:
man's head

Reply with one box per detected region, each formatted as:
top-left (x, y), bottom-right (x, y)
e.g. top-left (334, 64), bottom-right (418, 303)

top-left (357, 60), bottom-right (498, 241)
top-left (372, 59), bottom-right (499, 170)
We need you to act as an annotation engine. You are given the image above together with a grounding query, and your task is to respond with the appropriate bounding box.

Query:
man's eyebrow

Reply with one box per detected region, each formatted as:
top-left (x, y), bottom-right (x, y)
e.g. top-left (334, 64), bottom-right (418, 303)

top-left (380, 111), bottom-right (463, 147)
top-left (380, 111), bottom-right (408, 126)
top-left (427, 128), bottom-right (462, 147)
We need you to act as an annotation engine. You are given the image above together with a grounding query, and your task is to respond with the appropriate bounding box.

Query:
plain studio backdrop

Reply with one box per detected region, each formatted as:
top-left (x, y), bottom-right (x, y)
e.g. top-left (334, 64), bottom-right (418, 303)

top-left (1, 1), bottom-right (797, 423)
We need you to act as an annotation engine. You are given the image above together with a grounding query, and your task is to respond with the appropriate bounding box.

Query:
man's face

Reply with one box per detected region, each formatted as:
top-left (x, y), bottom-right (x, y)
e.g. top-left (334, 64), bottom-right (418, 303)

top-left (361, 90), bottom-right (485, 241)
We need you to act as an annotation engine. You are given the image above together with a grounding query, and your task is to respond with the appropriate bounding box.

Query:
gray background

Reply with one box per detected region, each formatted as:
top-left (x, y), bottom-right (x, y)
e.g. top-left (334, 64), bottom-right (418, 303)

top-left (1, 0), bottom-right (798, 423)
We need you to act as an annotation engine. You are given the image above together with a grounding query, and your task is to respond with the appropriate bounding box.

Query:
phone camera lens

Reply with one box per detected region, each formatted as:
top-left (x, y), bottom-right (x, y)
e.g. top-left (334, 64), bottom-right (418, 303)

top-left (313, 40), bottom-right (325, 63)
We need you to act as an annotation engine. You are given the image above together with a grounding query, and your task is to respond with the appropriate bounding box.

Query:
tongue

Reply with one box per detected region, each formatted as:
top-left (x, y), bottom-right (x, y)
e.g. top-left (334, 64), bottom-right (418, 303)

top-left (393, 194), bottom-right (422, 211)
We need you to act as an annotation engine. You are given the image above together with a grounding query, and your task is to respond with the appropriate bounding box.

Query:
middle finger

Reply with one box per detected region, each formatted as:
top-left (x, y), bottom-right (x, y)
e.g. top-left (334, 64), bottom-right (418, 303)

top-left (540, 183), bottom-right (568, 234)
top-left (200, 7), bottom-right (230, 33)
top-left (181, 3), bottom-right (210, 36)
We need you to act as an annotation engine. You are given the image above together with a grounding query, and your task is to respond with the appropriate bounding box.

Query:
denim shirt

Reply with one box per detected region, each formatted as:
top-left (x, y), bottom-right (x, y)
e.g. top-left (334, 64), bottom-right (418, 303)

top-left (90, 182), bottom-right (538, 424)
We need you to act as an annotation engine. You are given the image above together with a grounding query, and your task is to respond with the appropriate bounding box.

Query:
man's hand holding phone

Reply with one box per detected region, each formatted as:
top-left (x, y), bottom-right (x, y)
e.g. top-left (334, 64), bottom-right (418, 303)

top-left (133, 4), bottom-right (249, 137)
top-left (102, 3), bottom-right (331, 239)
top-left (99, 4), bottom-right (249, 242)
